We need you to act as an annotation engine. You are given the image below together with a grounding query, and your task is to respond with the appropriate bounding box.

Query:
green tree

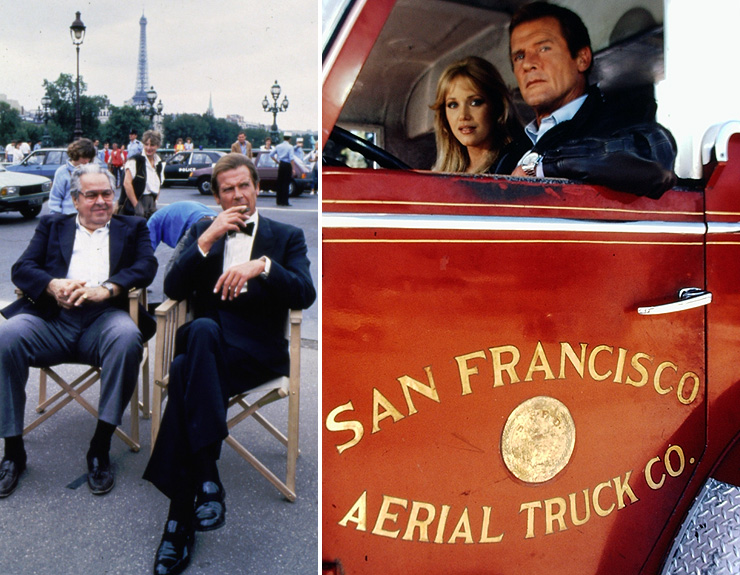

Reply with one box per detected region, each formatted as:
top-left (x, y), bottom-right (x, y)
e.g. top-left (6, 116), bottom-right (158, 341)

top-left (244, 127), bottom-right (271, 148)
top-left (42, 73), bottom-right (103, 143)
top-left (162, 114), bottom-right (211, 148)
top-left (0, 102), bottom-right (23, 146)
top-left (100, 105), bottom-right (149, 146)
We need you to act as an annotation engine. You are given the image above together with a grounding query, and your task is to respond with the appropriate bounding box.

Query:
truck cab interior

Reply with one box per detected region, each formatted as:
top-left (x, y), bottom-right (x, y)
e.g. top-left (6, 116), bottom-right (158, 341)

top-left (323, 0), bottom-right (723, 185)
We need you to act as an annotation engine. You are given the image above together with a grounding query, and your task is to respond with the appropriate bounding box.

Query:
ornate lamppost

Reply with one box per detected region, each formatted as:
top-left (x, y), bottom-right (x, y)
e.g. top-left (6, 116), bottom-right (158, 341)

top-left (40, 95), bottom-right (53, 147)
top-left (138, 85), bottom-right (162, 130)
top-left (69, 11), bottom-right (86, 141)
top-left (262, 80), bottom-right (289, 143)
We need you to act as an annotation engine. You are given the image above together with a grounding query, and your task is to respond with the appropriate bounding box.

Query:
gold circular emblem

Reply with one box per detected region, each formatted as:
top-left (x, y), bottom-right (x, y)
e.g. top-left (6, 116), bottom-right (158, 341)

top-left (501, 396), bottom-right (575, 483)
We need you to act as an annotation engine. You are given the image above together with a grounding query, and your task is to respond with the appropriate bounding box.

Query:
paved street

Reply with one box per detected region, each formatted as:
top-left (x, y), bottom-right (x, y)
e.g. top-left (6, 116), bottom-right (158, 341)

top-left (0, 184), bottom-right (319, 575)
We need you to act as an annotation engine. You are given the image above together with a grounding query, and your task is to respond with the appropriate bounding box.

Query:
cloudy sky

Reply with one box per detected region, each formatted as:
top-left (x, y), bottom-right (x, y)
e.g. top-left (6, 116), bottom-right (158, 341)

top-left (0, 1), bottom-right (319, 131)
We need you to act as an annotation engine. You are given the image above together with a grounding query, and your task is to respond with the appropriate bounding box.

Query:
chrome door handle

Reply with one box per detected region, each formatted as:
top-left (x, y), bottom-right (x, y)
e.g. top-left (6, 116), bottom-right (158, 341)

top-left (637, 288), bottom-right (712, 315)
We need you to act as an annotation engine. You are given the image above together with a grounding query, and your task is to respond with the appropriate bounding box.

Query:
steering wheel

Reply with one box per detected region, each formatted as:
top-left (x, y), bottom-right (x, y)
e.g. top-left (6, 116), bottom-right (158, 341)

top-left (324, 126), bottom-right (410, 170)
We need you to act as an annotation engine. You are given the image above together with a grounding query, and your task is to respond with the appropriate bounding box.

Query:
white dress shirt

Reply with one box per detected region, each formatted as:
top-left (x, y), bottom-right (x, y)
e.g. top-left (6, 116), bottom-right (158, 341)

top-left (66, 217), bottom-right (110, 286)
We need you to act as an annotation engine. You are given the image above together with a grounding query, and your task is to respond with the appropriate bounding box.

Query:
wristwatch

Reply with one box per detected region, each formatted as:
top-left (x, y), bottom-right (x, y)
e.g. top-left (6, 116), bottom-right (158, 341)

top-left (101, 281), bottom-right (116, 298)
top-left (520, 151), bottom-right (542, 177)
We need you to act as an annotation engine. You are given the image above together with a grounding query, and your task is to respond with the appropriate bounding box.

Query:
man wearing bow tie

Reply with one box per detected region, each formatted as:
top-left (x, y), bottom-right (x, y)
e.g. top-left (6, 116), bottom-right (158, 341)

top-left (144, 153), bottom-right (316, 575)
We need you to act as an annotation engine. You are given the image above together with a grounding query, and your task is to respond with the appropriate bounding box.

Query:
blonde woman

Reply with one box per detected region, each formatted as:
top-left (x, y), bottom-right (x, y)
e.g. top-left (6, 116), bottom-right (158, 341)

top-left (431, 56), bottom-right (525, 174)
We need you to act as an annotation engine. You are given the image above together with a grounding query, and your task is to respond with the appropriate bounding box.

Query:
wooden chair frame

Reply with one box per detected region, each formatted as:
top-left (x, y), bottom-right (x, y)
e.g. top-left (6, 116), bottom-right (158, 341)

top-left (20, 288), bottom-right (150, 452)
top-left (152, 299), bottom-right (302, 501)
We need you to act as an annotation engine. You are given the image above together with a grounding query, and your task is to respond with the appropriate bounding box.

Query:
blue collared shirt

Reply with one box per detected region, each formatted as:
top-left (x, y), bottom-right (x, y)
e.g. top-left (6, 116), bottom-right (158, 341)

top-left (524, 94), bottom-right (588, 145)
top-left (271, 141), bottom-right (296, 163)
top-left (127, 139), bottom-right (144, 157)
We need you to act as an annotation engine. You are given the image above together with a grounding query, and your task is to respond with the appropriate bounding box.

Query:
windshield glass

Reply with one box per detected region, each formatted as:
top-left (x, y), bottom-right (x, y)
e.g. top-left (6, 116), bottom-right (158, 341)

top-left (322, 0), bottom-right (353, 51)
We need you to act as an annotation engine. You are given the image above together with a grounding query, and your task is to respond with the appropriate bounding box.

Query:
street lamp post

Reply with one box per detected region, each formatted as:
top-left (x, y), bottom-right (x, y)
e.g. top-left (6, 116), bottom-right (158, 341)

top-left (262, 80), bottom-right (289, 143)
top-left (69, 11), bottom-right (86, 141)
top-left (138, 86), bottom-right (161, 130)
top-left (41, 95), bottom-right (53, 147)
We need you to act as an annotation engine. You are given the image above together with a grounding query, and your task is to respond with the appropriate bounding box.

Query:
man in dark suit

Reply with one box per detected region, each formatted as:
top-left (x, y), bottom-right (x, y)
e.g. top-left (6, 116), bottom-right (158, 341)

top-left (0, 163), bottom-right (157, 498)
top-left (144, 153), bottom-right (315, 575)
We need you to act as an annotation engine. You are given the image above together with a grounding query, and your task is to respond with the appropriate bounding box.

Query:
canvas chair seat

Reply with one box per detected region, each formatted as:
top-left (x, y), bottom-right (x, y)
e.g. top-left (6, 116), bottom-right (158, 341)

top-left (152, 298), bottom-right (302, 501)
top-left (19, 288), bottom-right (150, 452)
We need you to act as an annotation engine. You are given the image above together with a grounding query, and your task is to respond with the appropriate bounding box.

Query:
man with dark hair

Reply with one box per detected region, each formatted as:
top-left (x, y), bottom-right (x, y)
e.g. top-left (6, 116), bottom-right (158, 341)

top-left (0, 163), bottom-right (157, 498)
top-left (507, 2), bottom-right (676, 198)
top-left (230, 131), bottom-right (252, 158)
top-left (144, 153), bottom-right (315, 575)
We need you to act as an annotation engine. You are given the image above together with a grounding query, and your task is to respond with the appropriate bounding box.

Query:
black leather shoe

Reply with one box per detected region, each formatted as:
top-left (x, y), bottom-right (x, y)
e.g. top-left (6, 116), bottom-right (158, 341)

top-left (153, 519), bottom-right (194, 575)
top-left (193, 481), bottom-right (226, 532)
top-left (0, 458), bottom-right (25, 498)
top-left (87, 456), bottom-right (114, 495)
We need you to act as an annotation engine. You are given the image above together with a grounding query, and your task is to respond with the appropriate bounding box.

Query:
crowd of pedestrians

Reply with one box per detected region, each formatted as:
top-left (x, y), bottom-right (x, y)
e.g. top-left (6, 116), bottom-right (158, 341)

top-left (3, 140), bottom-right (31, 164)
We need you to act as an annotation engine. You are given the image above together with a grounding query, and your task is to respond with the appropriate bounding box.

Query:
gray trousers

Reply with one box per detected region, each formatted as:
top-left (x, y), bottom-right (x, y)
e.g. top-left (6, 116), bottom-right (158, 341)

top-left (0, 305), bottom-right (143, 437)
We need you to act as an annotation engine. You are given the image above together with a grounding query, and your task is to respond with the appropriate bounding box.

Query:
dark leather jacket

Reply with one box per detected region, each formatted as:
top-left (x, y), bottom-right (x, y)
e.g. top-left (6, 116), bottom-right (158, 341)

top-left (498, 85), bottom-right (677, 198)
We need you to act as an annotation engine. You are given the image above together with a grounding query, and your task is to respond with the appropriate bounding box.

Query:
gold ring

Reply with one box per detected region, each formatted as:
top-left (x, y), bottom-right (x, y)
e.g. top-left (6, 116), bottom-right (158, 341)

top-left (82, 294), bottom-right (88, 299)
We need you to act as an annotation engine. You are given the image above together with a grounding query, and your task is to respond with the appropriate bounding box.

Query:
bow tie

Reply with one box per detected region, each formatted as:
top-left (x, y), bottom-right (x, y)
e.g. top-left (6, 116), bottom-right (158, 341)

top-left (228, 222), bottom-right (255, 237)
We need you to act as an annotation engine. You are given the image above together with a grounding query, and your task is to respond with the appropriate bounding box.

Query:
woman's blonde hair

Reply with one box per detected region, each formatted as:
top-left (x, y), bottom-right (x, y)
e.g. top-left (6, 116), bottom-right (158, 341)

top-left (430, 56), bottom-right (517, 173)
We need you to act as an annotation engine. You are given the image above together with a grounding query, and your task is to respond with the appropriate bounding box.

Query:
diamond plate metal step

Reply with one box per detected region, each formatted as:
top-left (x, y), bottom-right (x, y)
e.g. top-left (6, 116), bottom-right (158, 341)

top-left (661, 478), bottom-right (740, 574)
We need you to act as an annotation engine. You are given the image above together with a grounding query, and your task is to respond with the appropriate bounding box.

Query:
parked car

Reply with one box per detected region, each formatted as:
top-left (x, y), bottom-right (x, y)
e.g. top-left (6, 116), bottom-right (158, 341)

top-left (187, 149), bottom-right (313, 196)
top-left (0, 164), bottom-right (51, 218)
top-left (161, 149), bottom-right (225, 187)
top-left (322, 1), bottom-right (740, 574)
top-left (6, 148), bottom-right (69, 179)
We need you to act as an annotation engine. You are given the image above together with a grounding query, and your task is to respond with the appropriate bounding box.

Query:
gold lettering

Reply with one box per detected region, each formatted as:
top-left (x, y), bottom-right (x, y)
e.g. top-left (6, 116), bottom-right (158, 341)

top-left (433, 505), bottom-right (451, 544)
top-left (588, 345), bottom-right (613, 381)
top-left (372, 389), bottom-right (405, 433)
top-left (447, 508), bottom-right (474, 544)
top-left (525, 341), bottom-right (555, 381)
top-left (677, 373), bottom-right (700, 405)
top-left (325, 401), bottom-right (364, 454)
top-left (592, 481), bottom-right (615, 517)
top-left (490, 345), bottom-right (521, 387)
top-left (544, 497), bottom-right (567, 535)
top-left (399, 366), bottom-right (440, 415)
top-left (371, 495), bottom-right (408, 538)
top-left (559, 342), bottom-right (587, 379)
top-left (626, 353), bottom-right (652, 387)
top-left (520, 500), bottom-right (542, 539)
top-left (645, 456), bottom-right (665, 490)
top-left (455, 351), bottom-right (486, 395)
top-left (568, 490), bottom-right (591, 527)
top-left (654, 361), bottom-right (677, 395)
top-left (665, 445), bottom-right (685, 477)
top-left (339, 491), bottom-right (368, 530)
top-left (613, 471), bottom-right (639, 508)
top-left (402, 501), bottom-right (436, 542)
top-left (613, 347), bottom-right (627, 383)
top-left (479, 506), bottom-right (504, 543)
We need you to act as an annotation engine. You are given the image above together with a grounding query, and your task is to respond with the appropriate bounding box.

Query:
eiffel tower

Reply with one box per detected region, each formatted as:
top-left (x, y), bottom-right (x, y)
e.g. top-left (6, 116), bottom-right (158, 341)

top-left (130, 12), bottom-right (150, 107)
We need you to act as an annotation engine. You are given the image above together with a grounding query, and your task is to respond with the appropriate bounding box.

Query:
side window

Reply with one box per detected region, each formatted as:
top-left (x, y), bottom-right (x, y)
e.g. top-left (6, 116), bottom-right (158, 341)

top-left (26, 153), bottom-right (46, 166)
top-left (169, 152), bottom-right (188, 165)
top-left (192, 153), bottom-right (209, 165)
top-left (46, 151), bottom-right (63, 165)
top-left (325, 126), bottom-right (384, 169)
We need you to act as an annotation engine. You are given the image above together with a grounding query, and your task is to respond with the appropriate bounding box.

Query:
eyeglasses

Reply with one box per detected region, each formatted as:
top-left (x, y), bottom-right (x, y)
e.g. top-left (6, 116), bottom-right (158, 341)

top-left (79, 189), bottom-right (114, 201)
